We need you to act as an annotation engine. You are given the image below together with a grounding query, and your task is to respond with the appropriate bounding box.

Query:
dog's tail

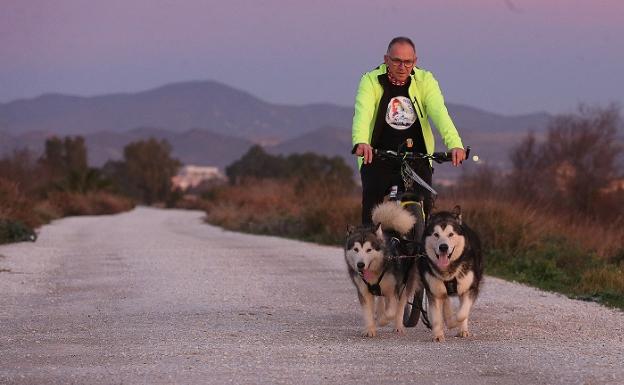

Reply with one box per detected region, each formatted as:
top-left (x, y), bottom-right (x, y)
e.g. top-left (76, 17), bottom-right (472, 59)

top-left (372, 201), bottom-right (416, 236)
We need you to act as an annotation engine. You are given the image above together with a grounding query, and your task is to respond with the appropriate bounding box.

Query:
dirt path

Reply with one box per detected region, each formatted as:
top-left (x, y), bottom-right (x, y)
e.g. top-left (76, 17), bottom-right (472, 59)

top-left (1, 207), bottom-right (622, 384)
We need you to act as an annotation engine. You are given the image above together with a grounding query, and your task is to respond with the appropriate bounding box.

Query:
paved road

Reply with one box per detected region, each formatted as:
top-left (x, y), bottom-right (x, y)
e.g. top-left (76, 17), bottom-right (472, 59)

top-left (1, 207), bottom-right (623, 384)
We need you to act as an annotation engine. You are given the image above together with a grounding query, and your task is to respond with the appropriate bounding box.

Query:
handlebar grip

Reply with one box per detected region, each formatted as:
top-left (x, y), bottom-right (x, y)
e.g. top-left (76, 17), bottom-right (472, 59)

top-left (432, 146), bottom-right (471, 163)
top-left (432, 151), bottom-right (452, 163)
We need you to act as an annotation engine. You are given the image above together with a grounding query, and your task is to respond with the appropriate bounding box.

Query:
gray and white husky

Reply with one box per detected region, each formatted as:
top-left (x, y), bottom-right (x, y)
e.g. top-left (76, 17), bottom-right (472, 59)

top-left (344, 202), bottom-right (422, 337)
top-left (420, 206), bottom-right (483, 342)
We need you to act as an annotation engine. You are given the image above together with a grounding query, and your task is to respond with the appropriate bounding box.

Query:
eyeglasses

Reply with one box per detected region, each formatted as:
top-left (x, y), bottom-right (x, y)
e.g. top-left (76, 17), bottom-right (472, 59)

top-left (388, 57), bottom-right (415, 67)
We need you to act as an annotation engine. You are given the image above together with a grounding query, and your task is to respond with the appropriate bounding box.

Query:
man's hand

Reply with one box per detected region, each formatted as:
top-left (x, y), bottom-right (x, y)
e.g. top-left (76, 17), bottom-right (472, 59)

top-left (451, 147), bottom-right (466, 167)
top-left (354, 143), bottom-right (373, 164)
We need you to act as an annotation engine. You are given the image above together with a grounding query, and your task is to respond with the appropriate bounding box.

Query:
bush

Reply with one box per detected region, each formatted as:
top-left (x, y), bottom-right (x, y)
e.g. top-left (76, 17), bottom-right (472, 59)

top-left (199, 178), bottom-right (360, 244)
top-left (0, 177), bottom-right (42, 228)
top-left (507, 105), bottom-right (623, 219)
top-left (48, 191), bottom-right (135, 217)
top-left (0, 219), bottom-right (37, 244)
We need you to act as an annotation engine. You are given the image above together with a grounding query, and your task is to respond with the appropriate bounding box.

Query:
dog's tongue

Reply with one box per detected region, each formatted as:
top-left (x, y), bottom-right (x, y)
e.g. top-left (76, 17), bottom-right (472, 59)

top-left (362, 269), bottom-right (374, 281)
top-left (437, 254), bottom-right (450, 269)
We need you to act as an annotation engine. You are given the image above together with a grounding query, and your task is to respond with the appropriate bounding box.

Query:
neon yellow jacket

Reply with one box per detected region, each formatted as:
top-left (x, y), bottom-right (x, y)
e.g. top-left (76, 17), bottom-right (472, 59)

top-left (352, 64), bottom-right (463, 167)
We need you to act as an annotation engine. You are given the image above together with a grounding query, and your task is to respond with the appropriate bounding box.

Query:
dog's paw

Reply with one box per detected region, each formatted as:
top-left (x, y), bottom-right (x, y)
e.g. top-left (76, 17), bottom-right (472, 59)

top-left (393, 326), bottom-right (406, 335)
top-left (444, 318), bottom-right (458, 329)
top-left (377, 316), bottom-right (390, 327)
top-left (432, 334), bottom-right (445, 342)
top-left (456, 330), bottom-right (470, 338)
top-left (362, 328), bottom-right (377, 337)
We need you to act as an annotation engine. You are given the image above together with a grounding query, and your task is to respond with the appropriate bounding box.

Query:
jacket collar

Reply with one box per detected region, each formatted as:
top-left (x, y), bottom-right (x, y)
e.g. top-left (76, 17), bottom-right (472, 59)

top-left (377, 63), bottom-right (422, 82)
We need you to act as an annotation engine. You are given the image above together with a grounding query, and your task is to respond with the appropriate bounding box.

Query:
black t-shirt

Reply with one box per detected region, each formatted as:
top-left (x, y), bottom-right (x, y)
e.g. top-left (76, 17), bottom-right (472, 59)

top-left (372, 75), bottom-right (425, 153)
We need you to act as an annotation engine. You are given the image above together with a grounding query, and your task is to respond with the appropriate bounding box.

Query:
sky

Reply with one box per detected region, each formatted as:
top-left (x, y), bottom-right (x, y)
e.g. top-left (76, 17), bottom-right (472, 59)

top-left (1, 0), bottom-right (623, 115)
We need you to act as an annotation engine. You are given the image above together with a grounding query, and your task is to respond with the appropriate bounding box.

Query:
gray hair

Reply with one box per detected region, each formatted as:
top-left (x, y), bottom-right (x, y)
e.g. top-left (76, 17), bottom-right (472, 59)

top-left (387, 37), bottom-right (415, 53)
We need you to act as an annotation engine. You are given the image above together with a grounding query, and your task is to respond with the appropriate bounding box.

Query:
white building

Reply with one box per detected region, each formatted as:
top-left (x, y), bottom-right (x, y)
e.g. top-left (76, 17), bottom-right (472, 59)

top-left (171, 165), bottom-right (226, 191)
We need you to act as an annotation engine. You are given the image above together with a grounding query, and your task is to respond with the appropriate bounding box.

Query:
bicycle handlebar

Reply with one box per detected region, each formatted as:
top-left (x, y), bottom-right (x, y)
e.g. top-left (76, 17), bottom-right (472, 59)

top-left (373, 146), bottom-right (471, 164)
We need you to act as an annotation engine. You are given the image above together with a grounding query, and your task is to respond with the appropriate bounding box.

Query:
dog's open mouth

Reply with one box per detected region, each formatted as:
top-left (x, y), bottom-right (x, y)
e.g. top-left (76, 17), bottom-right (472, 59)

top-left (436, 252), bottom-right (451, 269)
top-left (359, 267), bottom-right (374, 281)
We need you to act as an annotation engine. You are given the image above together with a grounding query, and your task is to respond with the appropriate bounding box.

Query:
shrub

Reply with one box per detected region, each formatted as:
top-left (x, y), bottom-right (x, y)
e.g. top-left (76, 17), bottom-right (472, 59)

top-left (48, 191), bottom-right (135, 217)
top-left (0, 219), bottom-right (37, 244)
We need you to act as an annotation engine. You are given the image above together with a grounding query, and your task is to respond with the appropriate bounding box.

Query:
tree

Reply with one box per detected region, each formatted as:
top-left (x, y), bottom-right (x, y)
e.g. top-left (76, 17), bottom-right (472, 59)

top-left (122, 138), bottom-right (181, 205)
top-left (38, 136), bottom-right (108, 193)
top-left (508, 105), bottom-right (622, 217)
top-left (39, 136), bottom-right (88, 178)
top-left (225, 145), bottom-right (356, 190)
top-left (225, 145), bottom-right (287, 183)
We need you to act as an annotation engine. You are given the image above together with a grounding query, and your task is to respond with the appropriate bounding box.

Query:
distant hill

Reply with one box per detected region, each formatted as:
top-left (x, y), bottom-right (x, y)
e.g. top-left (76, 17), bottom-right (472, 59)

top-left (268, 126), bottom-right (351, 158)
top-left (0, 81), bottom-right (352, 142)
top-left (84, 127), bottom-right (257, 169)
top-left (0, 80), bottom-right (555, 176)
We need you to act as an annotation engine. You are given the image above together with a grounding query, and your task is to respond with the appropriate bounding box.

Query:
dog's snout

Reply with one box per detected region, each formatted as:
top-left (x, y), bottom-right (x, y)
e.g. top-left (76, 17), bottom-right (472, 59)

top-left (356, 261), bottom-right (365, 270)
top-left (439, 244), bottom-right (449, 253)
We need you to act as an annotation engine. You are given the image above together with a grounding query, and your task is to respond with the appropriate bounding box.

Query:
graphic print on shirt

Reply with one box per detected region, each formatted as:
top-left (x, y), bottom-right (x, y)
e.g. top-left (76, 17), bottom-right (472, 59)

top-left (385, 96), bottom-right (416, 130)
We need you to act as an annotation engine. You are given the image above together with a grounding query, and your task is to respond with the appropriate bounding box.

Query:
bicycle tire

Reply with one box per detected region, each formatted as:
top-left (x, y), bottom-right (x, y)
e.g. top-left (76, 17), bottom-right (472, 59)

top-left (401, 200), bottom-right (426, 328)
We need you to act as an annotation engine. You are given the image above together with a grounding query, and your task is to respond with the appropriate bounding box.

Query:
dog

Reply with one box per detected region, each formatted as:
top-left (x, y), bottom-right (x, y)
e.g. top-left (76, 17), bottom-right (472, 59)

top-left (419, 206), bottom-right (483, 341)
top-left (344, 202), bottom-right (422, 337)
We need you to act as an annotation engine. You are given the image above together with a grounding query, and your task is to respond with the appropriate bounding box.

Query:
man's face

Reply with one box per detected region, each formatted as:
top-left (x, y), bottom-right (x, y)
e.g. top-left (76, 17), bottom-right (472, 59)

top-left (384, 43), bottom-right (417, 83)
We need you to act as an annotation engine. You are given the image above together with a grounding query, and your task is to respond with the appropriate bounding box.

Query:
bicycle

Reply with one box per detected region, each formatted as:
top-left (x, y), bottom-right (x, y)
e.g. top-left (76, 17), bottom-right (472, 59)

top-left (372, 139), bottom-right (471, 328)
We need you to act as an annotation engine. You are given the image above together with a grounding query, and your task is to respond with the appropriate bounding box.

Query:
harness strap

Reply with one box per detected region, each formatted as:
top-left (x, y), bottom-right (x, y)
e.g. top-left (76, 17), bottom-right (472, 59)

top-left (360, 267), bottom-right (387, 296)
top-left (445, 278), bottom-right (459, 295)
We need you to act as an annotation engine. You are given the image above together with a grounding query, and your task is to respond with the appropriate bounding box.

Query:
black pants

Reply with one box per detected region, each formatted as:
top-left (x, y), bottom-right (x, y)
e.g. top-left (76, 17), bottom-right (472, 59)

top-left (360, 158), bottom-right (433, 225)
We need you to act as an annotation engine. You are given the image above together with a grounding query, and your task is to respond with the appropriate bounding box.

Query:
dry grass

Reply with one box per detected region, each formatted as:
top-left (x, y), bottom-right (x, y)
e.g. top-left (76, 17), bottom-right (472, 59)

top-left (437, 196), bottom-right (624, 260)
top-left (48, 191), bottom-right (135, 216)
top-left (0, 177), bottom-right (42, 228)
top-left (200, 178), bottom-right (360, 244)
top-left (437, 195), bottom-right (624, 308)
top-left (1, 177), bottom-right (135, 244)
top-left (194, 179), bottom-right (624, 308)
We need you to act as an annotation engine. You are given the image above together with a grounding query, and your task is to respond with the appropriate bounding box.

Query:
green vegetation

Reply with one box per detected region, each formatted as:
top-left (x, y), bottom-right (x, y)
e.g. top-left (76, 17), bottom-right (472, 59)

top-left (0, 219), bottom-right (37, 243)
top-left (114, 138), bottom-right (181, 205)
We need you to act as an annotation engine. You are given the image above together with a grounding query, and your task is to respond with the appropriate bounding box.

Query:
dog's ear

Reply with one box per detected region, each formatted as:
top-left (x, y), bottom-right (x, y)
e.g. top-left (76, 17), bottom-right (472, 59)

top-left (346, 224), bottom-right (356, 235)
top-left (452, 205), bottom-right (462, 225)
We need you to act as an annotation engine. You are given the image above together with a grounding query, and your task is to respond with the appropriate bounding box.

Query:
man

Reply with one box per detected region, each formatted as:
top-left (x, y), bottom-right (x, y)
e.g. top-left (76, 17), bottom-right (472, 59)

top-left (352, 36), bottom-right (466, 225)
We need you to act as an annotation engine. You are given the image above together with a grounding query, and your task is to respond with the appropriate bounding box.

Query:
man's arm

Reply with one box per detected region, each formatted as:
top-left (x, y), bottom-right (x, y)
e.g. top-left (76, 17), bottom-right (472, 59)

top-left (423, 72), bottom-right (465, 166)
top-left (352, 73), bottom-right (377, 164)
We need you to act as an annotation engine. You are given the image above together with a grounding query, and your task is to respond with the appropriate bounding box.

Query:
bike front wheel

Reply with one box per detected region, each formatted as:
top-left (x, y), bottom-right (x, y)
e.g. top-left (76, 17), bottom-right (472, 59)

top-left (403, 289), bottom-right (425, 327)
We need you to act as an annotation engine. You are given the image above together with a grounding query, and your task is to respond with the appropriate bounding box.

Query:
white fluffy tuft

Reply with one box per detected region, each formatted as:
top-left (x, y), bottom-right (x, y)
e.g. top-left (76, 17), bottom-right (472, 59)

top-left (371, 202), bottom-right (416, 235)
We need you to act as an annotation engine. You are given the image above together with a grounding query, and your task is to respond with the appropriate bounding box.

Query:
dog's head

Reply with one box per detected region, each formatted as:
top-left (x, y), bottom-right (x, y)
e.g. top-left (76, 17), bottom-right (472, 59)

top-left (344, 224), bottom-right (386, 279)
top-left (423, 206), bottom-right (466, 272)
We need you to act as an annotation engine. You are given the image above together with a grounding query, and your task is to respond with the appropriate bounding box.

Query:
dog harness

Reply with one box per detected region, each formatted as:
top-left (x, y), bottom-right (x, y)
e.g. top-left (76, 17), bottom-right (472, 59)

top-left (359, 236), bottom-right (419, 296)
top-left (445, 279), bottom-right (458, 296)
top-left (360, 268), bottom-right (387, 296)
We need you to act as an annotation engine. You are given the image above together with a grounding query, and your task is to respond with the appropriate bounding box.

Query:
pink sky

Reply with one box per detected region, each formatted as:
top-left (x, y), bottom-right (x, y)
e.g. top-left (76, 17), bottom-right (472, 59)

top-left (1, 0), bottom-right (623, 115)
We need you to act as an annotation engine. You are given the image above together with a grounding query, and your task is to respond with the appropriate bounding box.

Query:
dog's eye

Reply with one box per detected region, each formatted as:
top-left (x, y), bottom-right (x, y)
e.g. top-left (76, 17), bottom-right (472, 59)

top-left (448, 232), bottom-right (454, 237)
top-left (433, 233), bottom-right (439, 238)
top-left (366, 248), bottom-right (372, 253)
top-left (354, 247), bottom-right (360, 252)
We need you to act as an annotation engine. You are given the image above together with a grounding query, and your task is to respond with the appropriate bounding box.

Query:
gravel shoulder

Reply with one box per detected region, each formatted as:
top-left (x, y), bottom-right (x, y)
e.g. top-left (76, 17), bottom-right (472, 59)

top-left (1, 207), bottom-right (623, 384)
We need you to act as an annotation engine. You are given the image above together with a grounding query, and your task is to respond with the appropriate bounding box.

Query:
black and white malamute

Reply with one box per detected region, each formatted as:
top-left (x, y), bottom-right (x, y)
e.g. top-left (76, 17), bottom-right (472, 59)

top-left (420, 206), bottom-right (483, 341)
top-left (344, 202), bottom-right (422, 337)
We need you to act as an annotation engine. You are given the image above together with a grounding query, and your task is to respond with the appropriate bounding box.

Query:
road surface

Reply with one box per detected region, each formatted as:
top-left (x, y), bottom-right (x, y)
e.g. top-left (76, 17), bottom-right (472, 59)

top-left (1, 207), bottom-right (623, 384)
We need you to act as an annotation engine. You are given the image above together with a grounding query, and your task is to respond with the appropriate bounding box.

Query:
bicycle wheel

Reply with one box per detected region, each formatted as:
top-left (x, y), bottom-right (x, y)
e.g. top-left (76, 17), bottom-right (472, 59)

top-left (403, 288), bottom-right (424, 327)
top-left (401, 199), bottom-right (425, 327)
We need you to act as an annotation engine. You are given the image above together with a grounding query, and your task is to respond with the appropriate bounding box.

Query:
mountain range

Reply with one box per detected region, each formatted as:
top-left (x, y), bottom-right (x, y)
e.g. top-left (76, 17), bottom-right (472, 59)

top-left (0, 80), bottom-right (553, 179)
